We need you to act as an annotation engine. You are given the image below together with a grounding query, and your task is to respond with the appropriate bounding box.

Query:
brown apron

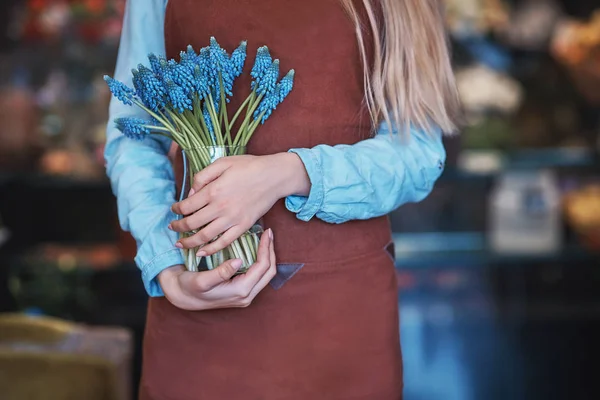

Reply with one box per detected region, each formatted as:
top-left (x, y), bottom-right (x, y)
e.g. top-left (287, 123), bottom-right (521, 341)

top-left (140, 1), bottom-right (402, 399)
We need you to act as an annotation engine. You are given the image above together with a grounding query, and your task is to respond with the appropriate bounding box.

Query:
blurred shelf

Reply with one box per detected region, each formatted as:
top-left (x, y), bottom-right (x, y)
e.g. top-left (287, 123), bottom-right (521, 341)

top-left (0, 147), bottom-right (598, 189)
top-left (0, 171), bottom-right (110, 190)
top-left (393, 232), bottom-right (597, 268)
top-left (444, 147), bottom-right (600, 181)
top-left (0, 228), bottom-right (9, 249)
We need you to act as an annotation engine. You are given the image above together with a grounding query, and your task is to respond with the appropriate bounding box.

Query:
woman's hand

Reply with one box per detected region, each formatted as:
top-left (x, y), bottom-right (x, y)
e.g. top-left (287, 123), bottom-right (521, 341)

top-left (170, 152), bottom-right (309, 255)
top-left (158, 229), bottom-right (276, 310)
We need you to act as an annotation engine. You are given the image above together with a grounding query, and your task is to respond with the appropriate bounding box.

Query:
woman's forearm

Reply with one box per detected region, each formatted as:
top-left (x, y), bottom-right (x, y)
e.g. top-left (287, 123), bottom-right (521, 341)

top-left (270, 152), bottom-right (312, 199)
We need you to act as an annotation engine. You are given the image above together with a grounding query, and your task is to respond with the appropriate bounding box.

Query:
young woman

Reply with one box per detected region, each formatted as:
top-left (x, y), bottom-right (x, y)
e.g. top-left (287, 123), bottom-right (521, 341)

top-left (105, 0), bottom-right (460, 398)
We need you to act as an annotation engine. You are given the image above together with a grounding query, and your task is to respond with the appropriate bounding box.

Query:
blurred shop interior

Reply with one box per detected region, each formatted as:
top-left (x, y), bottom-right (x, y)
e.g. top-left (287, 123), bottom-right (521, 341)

top-left (0, 0), bottom-right (599, 399)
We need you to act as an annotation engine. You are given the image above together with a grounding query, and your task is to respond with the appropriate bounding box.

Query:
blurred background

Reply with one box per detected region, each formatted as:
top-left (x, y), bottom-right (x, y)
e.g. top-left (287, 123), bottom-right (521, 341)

top-left (0, 0), bottom-right (599, 399)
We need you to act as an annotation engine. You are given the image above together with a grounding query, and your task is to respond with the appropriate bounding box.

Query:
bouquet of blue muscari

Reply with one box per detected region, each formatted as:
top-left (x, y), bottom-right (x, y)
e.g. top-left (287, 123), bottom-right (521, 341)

top-left (105, 37), bottom-right (295, 273)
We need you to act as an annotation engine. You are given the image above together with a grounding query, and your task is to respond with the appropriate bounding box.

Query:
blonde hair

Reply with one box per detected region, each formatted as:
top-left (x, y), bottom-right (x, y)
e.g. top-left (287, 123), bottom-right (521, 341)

top-left (340, 0), bottom-right (461, 137)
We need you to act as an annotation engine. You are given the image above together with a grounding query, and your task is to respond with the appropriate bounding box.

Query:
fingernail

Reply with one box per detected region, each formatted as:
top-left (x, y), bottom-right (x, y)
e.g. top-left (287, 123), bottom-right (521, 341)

top-left (268, 229), bottom-right (273, 240)
top-left (231, 259), bottom-right (243, 269)
top-left (188, 188), bottom-right (195, 197)
top-left (196, 250), bottom-right (207, 257)
top-left (175, 242), bottom-right (183, 249)
top-left (167, 224), bottom-right (173, 231)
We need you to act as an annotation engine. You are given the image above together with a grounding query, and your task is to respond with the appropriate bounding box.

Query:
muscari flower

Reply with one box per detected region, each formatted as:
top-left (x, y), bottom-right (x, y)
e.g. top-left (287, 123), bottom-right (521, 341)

top-left (203, 102), bottom-right (216, 135)
top-left (251, 46), bottom-right (272, 80)
top-left (193, 65), bottom-right (210, 99)
top-left (230, 41), bottom-right (247, 78)
top-left (254, 69), bottom-right (295, 123)
top-left (198, 46), bottom-right (211, 78)
top-left (115, 117), bottom-right (153, 140)
top-left (136, 65), bottom-right (167, 112)
top-left (170, 62), bottom-right (196, 97)
top-left (278, 69), bottom-right (295, 102)
top-left (148, 53), bottom-right (167, 78)
top-left (131, 68), bottom-right (142, 95)
top-left (180, 45), bottom-right (197, 66)
top-left (209, 37), bottom-right (235, 96)
top-left (104, 76), bottom-right (135, 106)
top-left (165, 79), bottom-right (193, 113)
top-left (256, 59), bottom-right (280, 96)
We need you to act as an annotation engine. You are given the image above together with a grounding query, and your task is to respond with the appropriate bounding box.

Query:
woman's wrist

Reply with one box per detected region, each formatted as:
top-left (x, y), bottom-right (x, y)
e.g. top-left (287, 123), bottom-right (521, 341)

top-left (268, 152), bottom-right (311, 199)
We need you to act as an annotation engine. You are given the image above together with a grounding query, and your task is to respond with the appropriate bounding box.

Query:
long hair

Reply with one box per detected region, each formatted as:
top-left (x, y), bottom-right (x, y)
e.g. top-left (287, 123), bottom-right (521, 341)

top-left (340, 0), bottom-right (461, 137)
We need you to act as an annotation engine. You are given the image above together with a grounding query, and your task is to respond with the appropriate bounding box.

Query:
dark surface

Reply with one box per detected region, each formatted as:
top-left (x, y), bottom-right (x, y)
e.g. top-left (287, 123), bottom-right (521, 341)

top-left (399, 260), bottom-right (600, 400)
top-left (401, 305), bottom-right (600, 400)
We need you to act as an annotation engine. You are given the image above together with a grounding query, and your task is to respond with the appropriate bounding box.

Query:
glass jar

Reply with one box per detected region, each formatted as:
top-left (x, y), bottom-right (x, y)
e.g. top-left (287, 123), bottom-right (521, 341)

top-left (179, 146), bottom-right (262, 273)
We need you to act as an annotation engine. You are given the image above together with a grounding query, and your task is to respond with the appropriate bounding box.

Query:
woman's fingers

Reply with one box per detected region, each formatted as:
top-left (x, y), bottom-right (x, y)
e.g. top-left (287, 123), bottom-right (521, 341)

top-left (245, 230), bottom-right (277, 301)
top-left (182, 258), bottom-right (244, 294)
top-left (194, 226), bottom-right (245, 256)
top-left (170, 204), bottom-right (218, 234)
top-left (175, 218), bottom-right (233, 250)
top-left (171, 190), bottom-right (210, 217)
top-left (172, 160), bottom-right (229, 216)
top-left (189, 159), bottom-right (230, 196)
top-left (164, 230), bottom-right (276, 311)
top-left (226, 229), bottom-right (273, 305)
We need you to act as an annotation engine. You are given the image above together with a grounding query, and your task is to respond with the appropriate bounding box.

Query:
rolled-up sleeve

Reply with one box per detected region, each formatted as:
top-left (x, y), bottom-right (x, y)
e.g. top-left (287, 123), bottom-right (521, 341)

top-left (105, 0), bottom-right (182, 297)
top-left (285, 123), bottom-right (446, 224)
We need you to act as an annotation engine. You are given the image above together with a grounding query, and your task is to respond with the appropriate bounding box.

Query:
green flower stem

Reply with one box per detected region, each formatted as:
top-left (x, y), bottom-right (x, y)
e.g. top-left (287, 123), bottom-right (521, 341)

top-left (167, 111), bottom-right (212, 169)
top-left (206, 93), bottom-right (223, 146)
top-left (228, 91), bottom-right (255, 131)
top-left (240, 237), bottom-right (254, 266)
top-left (205, 255), bottom-right (214, 271)
top-left (218, 73), bottom-right (232, 146)
top-left (241, 110), bottom-right (267, 146)
top-left (169, 111), bottom-right (201, 147)
top-left (233, 92), bottom-right (264, 147)
top-left (144, 125), bottom-right (171, 133)
top-left (241, 235), bottom-right (255, 263)
top-left (170, 118), bottom-right (203, 172)
top-left (184, 109), bottom-right (210, 145)
top-left (197, 111), bottom-right (217, 147)
top-left (193, 96), bottom-right (202, 121)
top-left (231, 238), bottom-right (249, 266)
top-left (130, 99), bottom-right (180, 139)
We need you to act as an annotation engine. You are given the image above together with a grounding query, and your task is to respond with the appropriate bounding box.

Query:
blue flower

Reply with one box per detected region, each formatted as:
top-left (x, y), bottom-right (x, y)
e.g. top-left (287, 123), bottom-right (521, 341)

top-left (209, 86), bottom-right (221, 115)
top-left (148, 53), bottom-right (167, 78)
top-left (131, 68), bottom-right (142, 95)
top-left (256, 59), bottom-right (279, 95)
top-left (159, 58), bottom-right (172, 81)
top-left (251, 46), bottom-right (272, 80)
top-left (171, 62), bottom-right (196, 98)
top-left (203, 102), bottom-right (215, 135)
top-left (198, 46), bottom-right (211, 78)
top-left (180, 45), bottom-right (197, 66)
top-left (254, 91), bottom-right (279, 123)
top-left (136, 65), bottom-right (167, 112)
top-left (254, 69), bottom-right (295, 123)
top-left (230, 41), bottom-right (247, 78)
top-left (209, 37), bottom-right (235, 96)
top-left (115, 117), bottom-right (152, 140)
top-left (165, 80), bottom-right (193, 113)
top-left (193, 65), bottom-right (209, 99)
top-left (278, 69), bottom-right (295, 102)
top-left (104, 76), bottom-right (135, 106)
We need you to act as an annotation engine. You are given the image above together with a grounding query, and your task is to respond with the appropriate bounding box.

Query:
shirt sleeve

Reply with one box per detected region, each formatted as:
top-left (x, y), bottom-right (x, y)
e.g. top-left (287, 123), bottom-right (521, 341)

top-left (285, 123), bottom-right (446, 224)
top-left (105, 0), bottom-right (182, 297)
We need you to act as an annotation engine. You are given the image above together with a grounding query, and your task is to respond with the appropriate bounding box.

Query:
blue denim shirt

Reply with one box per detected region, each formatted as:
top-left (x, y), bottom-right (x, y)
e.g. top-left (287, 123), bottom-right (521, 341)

top-left (105, 0), bottom-right (446, 297)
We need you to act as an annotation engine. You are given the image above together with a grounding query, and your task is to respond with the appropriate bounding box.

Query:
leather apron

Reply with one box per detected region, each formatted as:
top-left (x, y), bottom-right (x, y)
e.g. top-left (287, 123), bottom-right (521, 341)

top-left (140, 1), bottom-right (402, 398)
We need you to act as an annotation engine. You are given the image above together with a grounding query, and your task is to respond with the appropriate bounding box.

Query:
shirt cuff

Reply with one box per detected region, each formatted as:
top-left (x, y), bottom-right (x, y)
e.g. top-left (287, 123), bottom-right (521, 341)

top-left (285, 148), bottom-right (325, 222)
top-left (139, 248), bottom-right (185, 297)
